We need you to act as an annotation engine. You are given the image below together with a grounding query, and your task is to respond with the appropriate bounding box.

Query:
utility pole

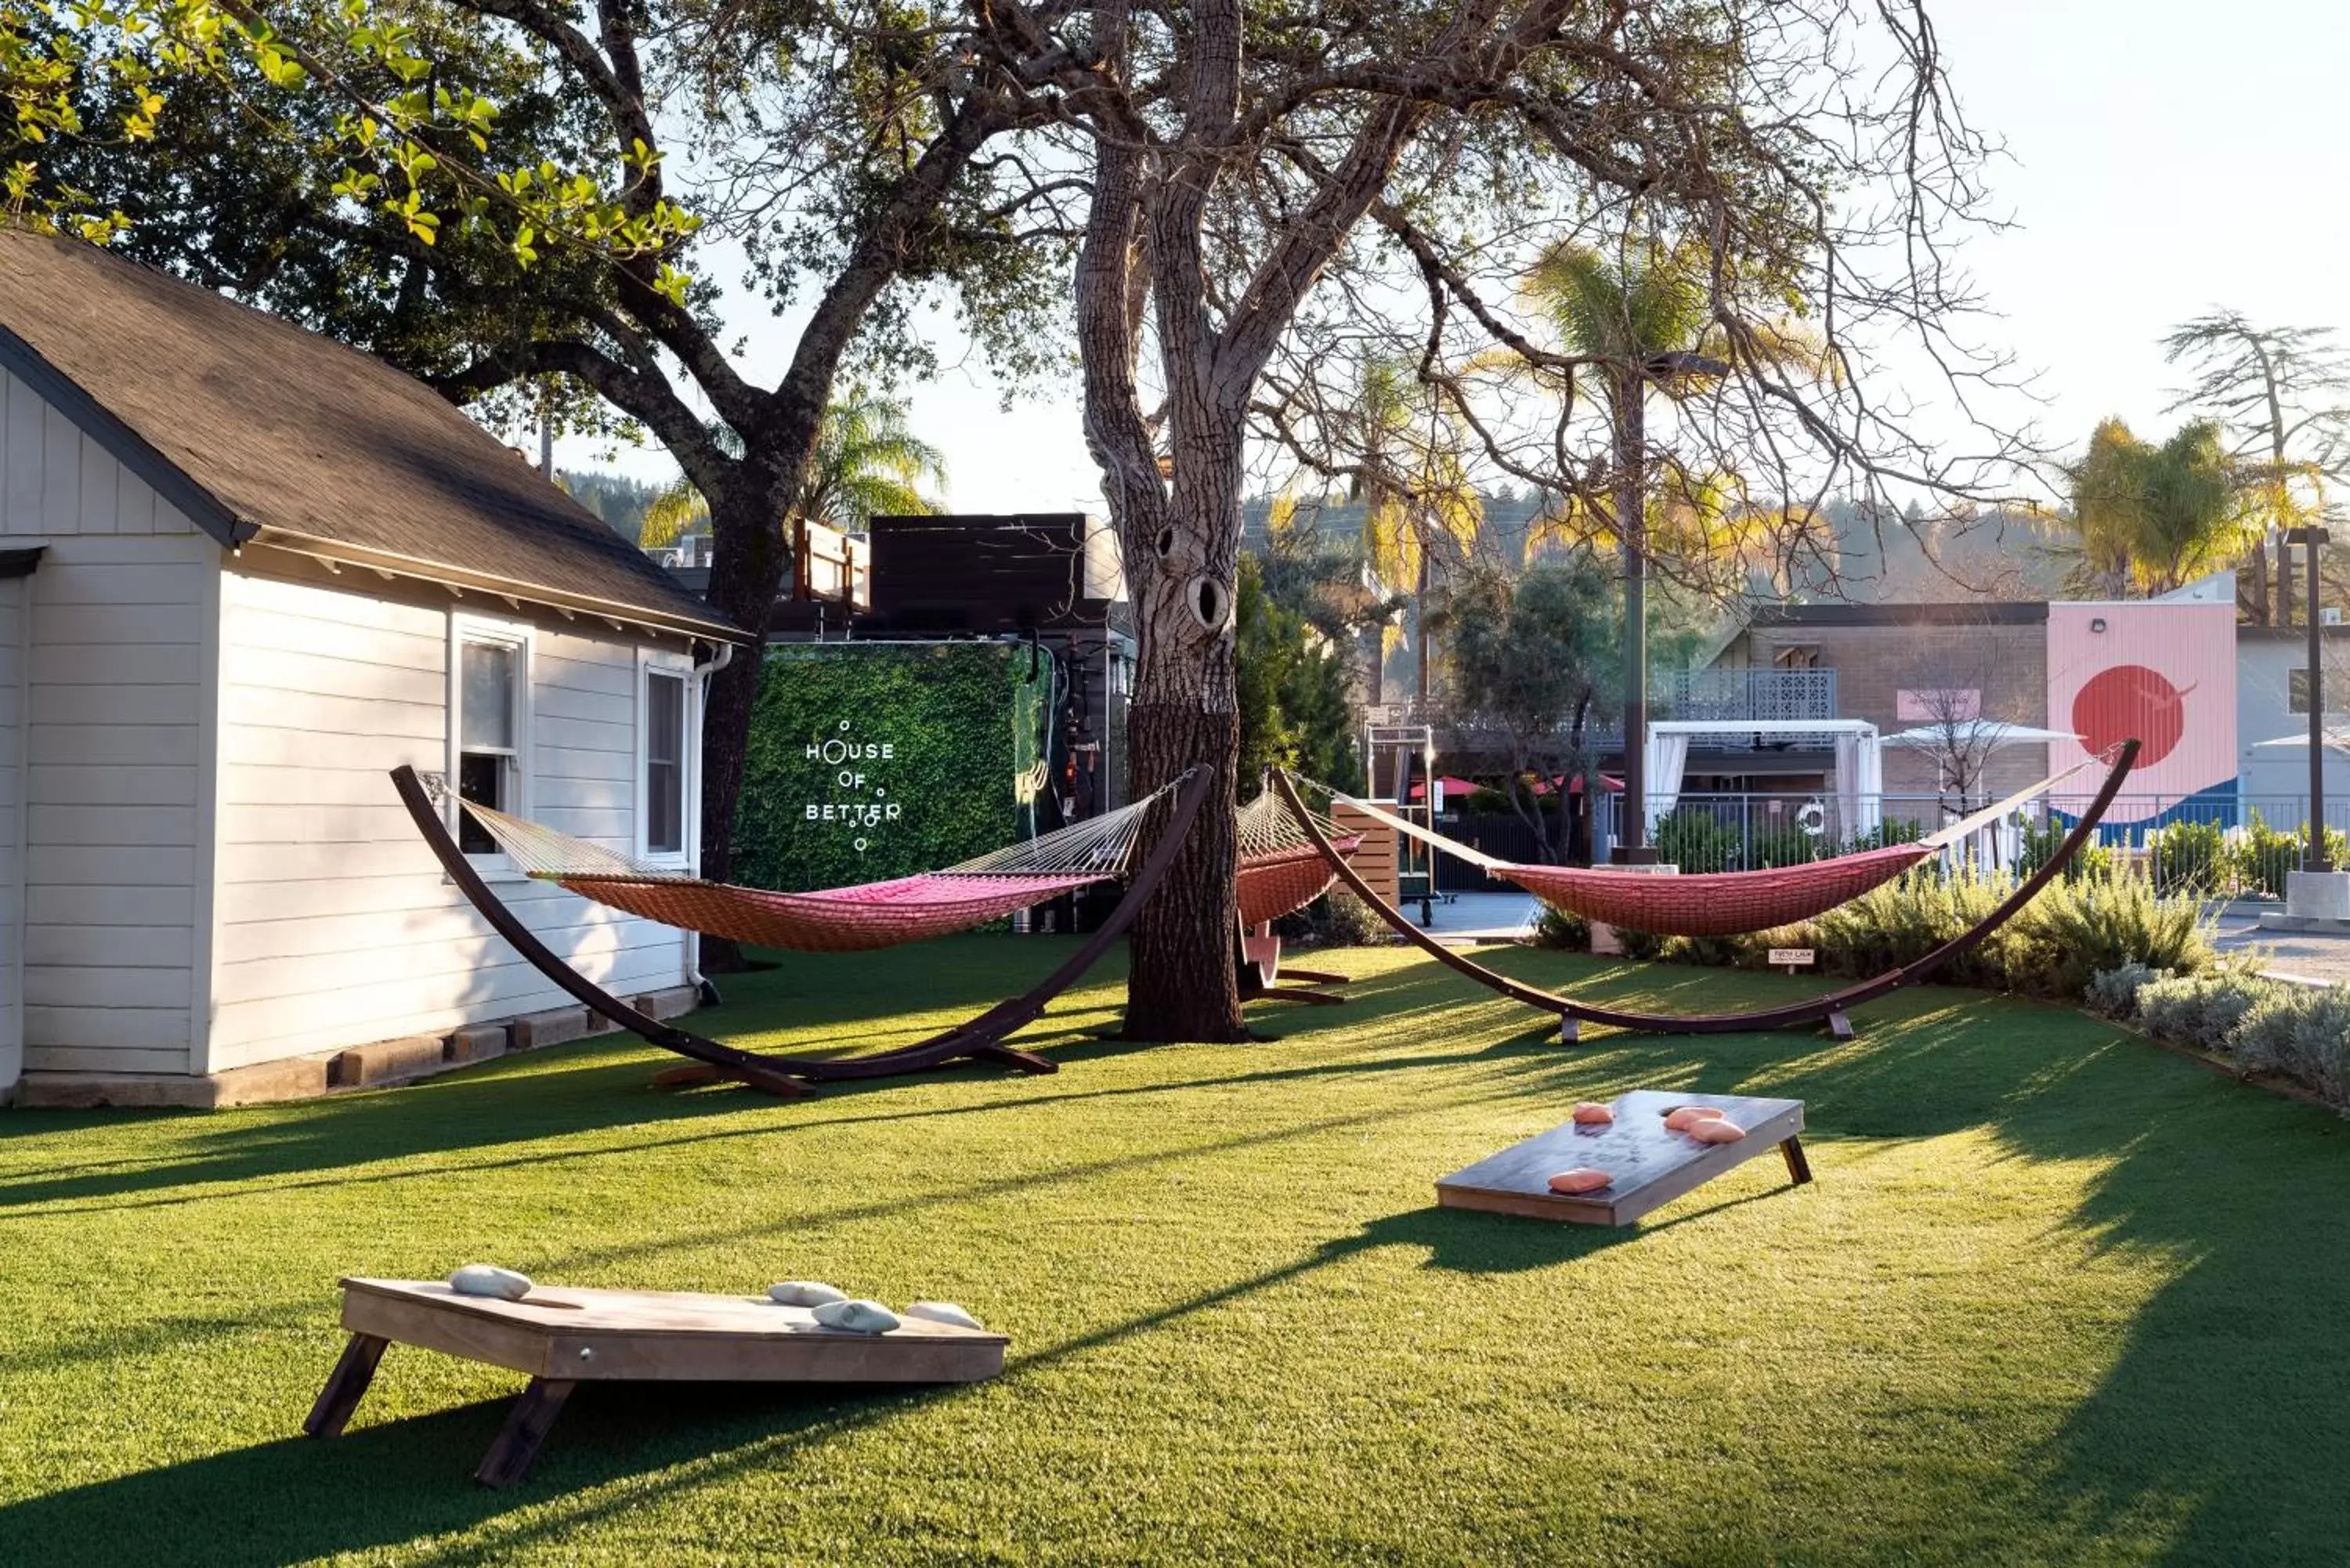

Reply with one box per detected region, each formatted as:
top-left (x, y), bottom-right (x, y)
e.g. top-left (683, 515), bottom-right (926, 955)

top-left (2287, 525), bottom-right (2331, 868)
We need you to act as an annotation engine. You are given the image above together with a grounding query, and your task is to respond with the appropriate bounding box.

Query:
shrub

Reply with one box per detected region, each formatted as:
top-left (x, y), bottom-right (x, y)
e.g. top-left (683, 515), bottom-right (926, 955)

top-left (2233, 987), bottom-right (2350, 1106)
top-left (1746, 823), bottom-right (1827, 870)
top-left (1642, 863), bottom-right (2214, 1003)
top-left (1529, 905), bottom-right (1589, 951)
top-left (1312, 891), bottom-right (1393, 948)
top-left (2085, 960), bottom-right (2160, 1018)
top-left (2135, 971), bottom-right (2275, 1053)
top-left (2229, 811), bottom-right (2348, 899)
top-left (2004, 869), bottom-right (2216, 997)
top-left (1612, 927), bottom-right (1668, 960)
top-left (1653, 810), bottom-right (1736, 873)
top-left (1462, 786), bottom-right (1512, 815)
top-left (2014, 817), bottom-right (2117, 882)
top-left (2149, 818), bottom-right (2229, 898)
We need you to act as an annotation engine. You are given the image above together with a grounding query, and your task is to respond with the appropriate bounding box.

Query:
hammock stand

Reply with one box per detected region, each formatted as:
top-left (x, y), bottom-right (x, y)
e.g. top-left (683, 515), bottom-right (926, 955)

top-left (390, 763), bottom-right (1212, 1097)
top-left (1268, 738), bottom-right (2139, 1042)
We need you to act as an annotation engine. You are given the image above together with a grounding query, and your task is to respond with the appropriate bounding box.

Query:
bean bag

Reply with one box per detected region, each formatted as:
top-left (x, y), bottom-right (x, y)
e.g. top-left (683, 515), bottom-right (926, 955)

top-left (1547, 1168), bottom-right (1614, 1194)
top-left (1571, 1101), bottom-right (1616, 1125)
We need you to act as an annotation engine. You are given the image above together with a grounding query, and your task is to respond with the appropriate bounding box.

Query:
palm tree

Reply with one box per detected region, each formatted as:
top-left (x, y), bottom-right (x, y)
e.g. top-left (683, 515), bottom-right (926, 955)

top-left (2066, 417), bottom-right (2254, 596)
top-left (1347, 354), bottom-right (1483, 706)
top-left (640, 392), bottom-right (948, 549)
top-left (1522, 237), bottom-right (1824, 855)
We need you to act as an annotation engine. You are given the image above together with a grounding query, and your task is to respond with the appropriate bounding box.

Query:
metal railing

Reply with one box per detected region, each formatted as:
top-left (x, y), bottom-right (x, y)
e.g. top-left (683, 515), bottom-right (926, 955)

top-left (1554, 791), bottom-right (2350, 900)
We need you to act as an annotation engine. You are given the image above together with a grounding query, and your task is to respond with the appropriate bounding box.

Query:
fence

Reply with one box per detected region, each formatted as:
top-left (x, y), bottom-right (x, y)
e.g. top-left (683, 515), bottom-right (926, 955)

top-left (1430, 792), bottom-right (2350, 902)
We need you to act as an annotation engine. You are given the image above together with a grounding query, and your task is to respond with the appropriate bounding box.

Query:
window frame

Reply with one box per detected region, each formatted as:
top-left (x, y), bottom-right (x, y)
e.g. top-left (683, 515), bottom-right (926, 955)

top-left (447, 612), bottom-right (535, 876)
top-left (636, 646), bottom-right (698, 867)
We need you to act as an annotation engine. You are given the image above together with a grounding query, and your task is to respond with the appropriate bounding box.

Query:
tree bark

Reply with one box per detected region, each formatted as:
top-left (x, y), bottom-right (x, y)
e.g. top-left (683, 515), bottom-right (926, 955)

top-left (693, 436), bottom-right (811, 970)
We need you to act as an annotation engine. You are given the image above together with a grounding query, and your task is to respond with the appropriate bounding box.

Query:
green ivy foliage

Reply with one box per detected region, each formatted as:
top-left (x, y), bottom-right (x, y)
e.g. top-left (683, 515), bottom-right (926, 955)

top-left (735, 644), bottom-right (1039, 891)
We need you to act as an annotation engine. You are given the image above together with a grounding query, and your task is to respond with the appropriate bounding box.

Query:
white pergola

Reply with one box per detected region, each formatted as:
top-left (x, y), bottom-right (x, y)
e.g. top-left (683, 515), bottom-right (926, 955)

top-left (1645, 718), bottom-right (1883, 834)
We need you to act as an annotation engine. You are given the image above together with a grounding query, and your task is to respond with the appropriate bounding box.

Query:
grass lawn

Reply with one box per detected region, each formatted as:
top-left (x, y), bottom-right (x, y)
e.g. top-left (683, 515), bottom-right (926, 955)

top-left (5, 940), bottom-right (2350, 1566)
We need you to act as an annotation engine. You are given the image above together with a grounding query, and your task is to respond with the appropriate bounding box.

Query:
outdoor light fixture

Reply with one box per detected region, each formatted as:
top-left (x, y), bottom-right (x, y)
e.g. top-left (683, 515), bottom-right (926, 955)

top-left (2088, 616), bottom-right (2107, 634)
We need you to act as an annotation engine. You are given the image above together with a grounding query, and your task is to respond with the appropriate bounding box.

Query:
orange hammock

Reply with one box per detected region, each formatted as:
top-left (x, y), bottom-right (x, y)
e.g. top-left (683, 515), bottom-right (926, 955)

top-left (457, 784), bottom-right (1355, 955)
top-left (1296, 759), bottom-right (2100, 938)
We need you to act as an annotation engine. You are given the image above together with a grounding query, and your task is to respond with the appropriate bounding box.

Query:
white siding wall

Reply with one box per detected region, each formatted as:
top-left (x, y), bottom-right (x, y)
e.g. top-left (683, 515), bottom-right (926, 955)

top-left (0, 576), bottom-right (24, 1093)
top-left (2, 366), bottom-right (214, 1077)
top-left (209, 569), bottom-right (690, 1069)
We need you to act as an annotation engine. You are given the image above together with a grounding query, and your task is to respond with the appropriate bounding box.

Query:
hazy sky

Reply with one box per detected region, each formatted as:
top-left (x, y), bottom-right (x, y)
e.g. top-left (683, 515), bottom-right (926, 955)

top-left (557, 0), bottom-right (2350, 514)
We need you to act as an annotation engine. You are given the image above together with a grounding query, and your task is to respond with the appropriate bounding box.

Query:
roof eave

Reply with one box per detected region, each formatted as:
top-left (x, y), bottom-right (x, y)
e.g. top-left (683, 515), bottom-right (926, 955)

top-left (245, 529), bottom-right (754, 645)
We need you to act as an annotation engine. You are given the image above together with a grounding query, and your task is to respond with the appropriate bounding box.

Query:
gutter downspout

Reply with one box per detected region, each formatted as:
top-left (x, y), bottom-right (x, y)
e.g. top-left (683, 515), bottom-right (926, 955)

top-left (685, 640), bottom-right (736, 1002)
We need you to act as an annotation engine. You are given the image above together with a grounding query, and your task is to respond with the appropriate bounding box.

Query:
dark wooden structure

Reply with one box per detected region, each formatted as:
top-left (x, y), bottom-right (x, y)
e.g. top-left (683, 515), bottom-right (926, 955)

top-left (1270, 739), bottom-right (2140, 1039)
top-left (1436, 1091), bottom-right (1808, 1227)
top-left (306, 1278), bottom-right (1006, 1487)
top-left (390, 763), bottom-right (1212, 1095)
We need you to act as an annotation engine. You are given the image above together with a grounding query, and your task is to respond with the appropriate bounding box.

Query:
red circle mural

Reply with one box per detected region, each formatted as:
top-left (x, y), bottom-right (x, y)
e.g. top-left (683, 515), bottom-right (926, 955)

top-left (2071, 664), bottom-right (2189, 768)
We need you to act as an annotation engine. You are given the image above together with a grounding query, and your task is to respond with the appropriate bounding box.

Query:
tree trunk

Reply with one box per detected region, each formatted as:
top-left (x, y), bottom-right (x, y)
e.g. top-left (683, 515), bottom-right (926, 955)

top-left (1120, 454), bottom-right (1247, 1044)
top-left (695, 459), bottom-right (804, 971)
top-left (1614, 379), bottom-right (1652, 861)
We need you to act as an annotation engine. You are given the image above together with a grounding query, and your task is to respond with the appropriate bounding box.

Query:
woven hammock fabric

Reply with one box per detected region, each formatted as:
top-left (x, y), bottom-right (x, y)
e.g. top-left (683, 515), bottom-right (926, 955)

top-left (552, 870), bottom-right (1113, 954)
top-left (1238, 844), bottom-right (1348, 928)
top-left (1235, 792), bottom-right (1361, 927)
top-left (1495, 844), bottom-right (1934, 938)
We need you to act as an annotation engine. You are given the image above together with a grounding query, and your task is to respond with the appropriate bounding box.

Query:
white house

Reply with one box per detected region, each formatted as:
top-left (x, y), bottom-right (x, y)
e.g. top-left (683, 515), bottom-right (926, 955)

top-left (0, 230), bottom-right (753, 1107)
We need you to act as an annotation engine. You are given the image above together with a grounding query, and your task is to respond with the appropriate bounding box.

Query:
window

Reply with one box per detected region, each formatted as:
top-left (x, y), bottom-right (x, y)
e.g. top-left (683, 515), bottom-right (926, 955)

top-left (639, 652), bottom-right (695, 863)
top-left (450, 618), bottom-right (531, 857)
top-left (2288, 668), bottom-right (2350, 716)
top-left (645, 670), bottom-right (686, 857)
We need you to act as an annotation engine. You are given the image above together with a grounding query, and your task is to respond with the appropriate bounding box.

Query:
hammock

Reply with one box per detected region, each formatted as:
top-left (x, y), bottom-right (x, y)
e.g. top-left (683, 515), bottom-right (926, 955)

top-left (1235, 792), bottom-right (1363, 928)
top-left (1290, 757), bottom-right (2103, 938)
top-left (457, 787), bottom-right (1169, 954)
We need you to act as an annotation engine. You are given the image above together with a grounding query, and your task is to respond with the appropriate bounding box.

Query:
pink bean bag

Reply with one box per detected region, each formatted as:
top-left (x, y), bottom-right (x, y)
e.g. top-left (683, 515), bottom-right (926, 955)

top-left (1687, 1118), bottom-right (1746, 1145)
top-left (1663, 1105), bottom-right (1725, 1132)
top-left (1547, 1168), bottom-right (1613, 1194)
top-left (1571, 1101), bottom-right (1615, 1125)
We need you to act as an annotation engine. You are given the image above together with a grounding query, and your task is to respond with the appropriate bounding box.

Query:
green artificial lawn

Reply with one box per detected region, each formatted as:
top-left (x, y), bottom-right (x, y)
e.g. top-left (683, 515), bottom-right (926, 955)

top-left (5, 941), bottom-right (2350, 1566)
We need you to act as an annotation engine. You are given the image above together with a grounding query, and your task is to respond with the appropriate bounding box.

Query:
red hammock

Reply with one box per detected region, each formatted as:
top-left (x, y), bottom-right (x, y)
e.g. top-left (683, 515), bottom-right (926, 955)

top-left (1237, 844), bottom-right (1350, 928)
top-left (552, 871), bottom-right (1114, 955)
top-left (1300, 759), bottom-right (2097, 938)
top-left (1496, 845), bottom-right (1932, 938)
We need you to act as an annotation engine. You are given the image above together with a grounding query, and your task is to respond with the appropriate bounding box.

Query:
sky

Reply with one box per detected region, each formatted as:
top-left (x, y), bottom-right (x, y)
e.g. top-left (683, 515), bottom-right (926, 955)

top-left (554, 0), bottom-right (2350, 515)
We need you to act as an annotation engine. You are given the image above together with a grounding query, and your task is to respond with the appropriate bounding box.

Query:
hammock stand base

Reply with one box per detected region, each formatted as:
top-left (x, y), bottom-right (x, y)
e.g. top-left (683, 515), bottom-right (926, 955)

top-left (391, 765), bottom-right (1212, 1095)
top-left (1236, 929), bottom-right (1350, 1007)
top-left (1271, 742), bottom-right (2138, 1039)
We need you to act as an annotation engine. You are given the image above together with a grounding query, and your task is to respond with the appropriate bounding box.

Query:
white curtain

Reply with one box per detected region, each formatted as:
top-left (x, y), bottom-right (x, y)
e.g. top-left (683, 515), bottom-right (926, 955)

top-left (1854, 735), bottom-right (1884, 835)
top-left (1833, 733), bottom-right (1860, 844)
top-left (1645, 730), bottom-right (1690, 833)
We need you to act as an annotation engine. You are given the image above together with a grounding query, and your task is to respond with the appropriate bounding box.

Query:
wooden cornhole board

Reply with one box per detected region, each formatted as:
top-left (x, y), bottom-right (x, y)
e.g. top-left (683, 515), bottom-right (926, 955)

top-left (305, 1278), bottom-right (1007, 1487)
top-left (1436, 1090), bottom-right (1810, 1227)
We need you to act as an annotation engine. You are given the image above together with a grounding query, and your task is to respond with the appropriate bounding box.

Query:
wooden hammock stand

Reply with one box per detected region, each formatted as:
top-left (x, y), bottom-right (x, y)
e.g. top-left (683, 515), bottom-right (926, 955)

top-left (390, 763), bottom-right (1213, 1097)
top-left (1268, 738), bottom-right (2140, 1042)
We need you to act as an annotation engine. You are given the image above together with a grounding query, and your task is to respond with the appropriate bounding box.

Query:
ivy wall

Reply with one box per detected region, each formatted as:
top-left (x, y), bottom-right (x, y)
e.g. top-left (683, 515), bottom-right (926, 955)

top-left (735, 643), bottom-right (1046, 891)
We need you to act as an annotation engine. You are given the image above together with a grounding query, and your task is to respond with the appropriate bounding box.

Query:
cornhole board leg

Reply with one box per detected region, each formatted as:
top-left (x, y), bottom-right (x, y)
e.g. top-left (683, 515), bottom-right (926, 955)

top-left (1781, 1134), bottom-right (1813, 1185)
top-left (475, 1378), bottom-right (577, 1489)
top-left (1435, 1090), bottom-right (1808, 1227)
top-left (303, 1332), bottom-right (389, 1439)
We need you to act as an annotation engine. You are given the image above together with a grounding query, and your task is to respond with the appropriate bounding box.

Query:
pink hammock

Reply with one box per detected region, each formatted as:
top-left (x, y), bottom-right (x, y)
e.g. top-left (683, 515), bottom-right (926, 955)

top-left (1298, 760), bottom-right (2098, 938)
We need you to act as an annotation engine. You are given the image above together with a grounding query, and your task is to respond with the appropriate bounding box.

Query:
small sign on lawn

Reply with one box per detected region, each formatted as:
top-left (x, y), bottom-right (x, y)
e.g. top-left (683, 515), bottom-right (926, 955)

top-left (1768, 948), bottom-right (1817, 972)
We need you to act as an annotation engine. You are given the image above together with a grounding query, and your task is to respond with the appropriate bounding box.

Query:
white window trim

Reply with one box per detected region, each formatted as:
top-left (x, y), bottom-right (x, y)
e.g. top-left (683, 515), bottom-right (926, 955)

top-left (636, 645), bottom-right (699, 869)
top-left (448, 612), bottom-right (536, 881)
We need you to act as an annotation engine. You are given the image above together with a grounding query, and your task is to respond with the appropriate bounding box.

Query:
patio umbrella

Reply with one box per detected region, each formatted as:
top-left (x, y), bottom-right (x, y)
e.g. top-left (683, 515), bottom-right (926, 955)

top-left (1878, 720), bottom-right (2084, 750)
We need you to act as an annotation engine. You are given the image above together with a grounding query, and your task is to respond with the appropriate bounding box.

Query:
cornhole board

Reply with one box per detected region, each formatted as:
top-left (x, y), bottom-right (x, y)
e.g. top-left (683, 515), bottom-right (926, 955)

top-left (1436, 1090), bottom-right (1810, 1227)
top-left (304, 1277), bottom-right (1008, 1487)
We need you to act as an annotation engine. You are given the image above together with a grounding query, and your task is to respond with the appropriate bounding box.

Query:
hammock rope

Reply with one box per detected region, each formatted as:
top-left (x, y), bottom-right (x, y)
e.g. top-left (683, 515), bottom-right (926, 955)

top-left (1282, 753), bottom-right (2109, 938)
top-left (454, 778), bottom-right (1187, 955)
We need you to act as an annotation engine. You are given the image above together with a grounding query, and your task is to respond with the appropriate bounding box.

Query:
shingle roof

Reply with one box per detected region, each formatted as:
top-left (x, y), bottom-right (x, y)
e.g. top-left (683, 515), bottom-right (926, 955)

top-left (0, 228), bottom-right (747, 643)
